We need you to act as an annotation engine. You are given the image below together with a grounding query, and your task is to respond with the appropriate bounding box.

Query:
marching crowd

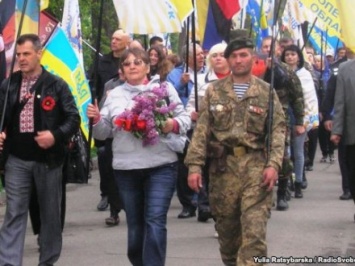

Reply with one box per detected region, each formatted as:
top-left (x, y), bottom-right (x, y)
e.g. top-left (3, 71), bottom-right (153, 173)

top-left (0, 27), bottom-right (355, 266)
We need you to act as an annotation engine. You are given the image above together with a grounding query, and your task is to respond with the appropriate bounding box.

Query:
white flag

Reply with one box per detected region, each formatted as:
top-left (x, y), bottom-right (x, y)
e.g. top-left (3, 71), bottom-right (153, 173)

top-left (61, 0), bottom-right (84, 66)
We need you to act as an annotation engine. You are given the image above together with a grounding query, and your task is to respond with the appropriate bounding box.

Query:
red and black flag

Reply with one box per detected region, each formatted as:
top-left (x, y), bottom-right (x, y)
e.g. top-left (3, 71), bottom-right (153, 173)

top-left (197, 0), bottom-right (245, 50)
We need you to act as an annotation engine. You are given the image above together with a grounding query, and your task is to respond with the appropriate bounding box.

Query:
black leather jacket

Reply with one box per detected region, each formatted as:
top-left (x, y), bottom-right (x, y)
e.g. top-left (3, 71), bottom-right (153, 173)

top-left (0, 67), bottom-right (80, 167)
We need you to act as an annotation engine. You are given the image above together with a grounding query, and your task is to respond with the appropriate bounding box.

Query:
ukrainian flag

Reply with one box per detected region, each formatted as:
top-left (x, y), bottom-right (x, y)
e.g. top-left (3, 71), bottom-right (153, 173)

top-left (41, 28), bottom-right (92, 141)
top-left (16, 0), bottom-right (39, 34)
top-left (247, 0), bottom-right (269, 49)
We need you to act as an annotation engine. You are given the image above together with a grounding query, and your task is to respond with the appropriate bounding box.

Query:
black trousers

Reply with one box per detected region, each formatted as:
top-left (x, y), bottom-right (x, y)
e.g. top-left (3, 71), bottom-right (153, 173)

top-left (318, 122), bottom-right (335, 157)
top-left (104, 139), bottom-right (122, 214)
top-left (339, 139), bottom-right (350, 193)
top-left (176, 130), bottom-right (210, 212)
top-left (306, 128), bottom-right (319, 167)
top-left (345, 144), bottom-right (355, 203)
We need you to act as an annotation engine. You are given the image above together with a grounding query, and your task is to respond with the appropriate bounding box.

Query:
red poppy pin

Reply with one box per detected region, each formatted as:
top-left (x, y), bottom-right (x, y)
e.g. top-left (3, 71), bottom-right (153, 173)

top-left (42, 96), bottom-right (56, 111)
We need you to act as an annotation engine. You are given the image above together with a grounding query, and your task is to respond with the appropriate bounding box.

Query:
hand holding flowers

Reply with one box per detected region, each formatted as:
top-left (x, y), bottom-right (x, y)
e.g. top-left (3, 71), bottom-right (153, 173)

top-left (114, 82), bottom-right (177, 146)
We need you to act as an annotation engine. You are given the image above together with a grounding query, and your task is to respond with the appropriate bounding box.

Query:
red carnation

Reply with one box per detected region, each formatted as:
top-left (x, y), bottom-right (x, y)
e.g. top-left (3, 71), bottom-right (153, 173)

top-left (115, 117), bottom-right (125, 127)
top-left (41, 96), bottom-right (56, 111)
top-left (136, 119), bottom-right (146, 131)
top-left (124, 119), bottom-right (132, 131)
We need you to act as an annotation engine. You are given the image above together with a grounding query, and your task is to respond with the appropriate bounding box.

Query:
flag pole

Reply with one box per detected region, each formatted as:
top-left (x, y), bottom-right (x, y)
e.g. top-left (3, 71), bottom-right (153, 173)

top-left (301, 17), bottom-right (318, 52)
top-left (82, 39), bottom-right (103, 56)
top-left (334, 38), bottom-right (340, 59)
top-left (0, 0), bottom-right (30, 132)
top-left (184, 16), bottom-right (190, 99)
top-left (266, 0), bottom-right (283, 165)
top-left (86, 0), bottom-right (105, 179)
top-left (191, 0), bottom-right (199, 112)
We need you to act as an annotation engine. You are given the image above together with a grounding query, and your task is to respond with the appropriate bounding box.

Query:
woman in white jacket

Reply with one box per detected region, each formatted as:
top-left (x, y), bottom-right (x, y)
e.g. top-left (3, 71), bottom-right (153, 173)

top-left (186, 43), bottom-right (230, 118)
top-left (281, 44), bottom-right (319, 199)
top-left (87, 48), bottom-right (190, 266)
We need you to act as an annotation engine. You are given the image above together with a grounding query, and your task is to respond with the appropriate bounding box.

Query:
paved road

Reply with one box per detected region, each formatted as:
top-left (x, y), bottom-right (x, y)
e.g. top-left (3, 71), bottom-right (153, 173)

top-left (1, 152), bottom-right (355, 265)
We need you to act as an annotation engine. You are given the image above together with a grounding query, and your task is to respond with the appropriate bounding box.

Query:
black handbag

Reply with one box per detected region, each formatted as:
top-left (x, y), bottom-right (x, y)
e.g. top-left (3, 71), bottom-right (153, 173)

top-left (64, 130), bottom-right (90, 184)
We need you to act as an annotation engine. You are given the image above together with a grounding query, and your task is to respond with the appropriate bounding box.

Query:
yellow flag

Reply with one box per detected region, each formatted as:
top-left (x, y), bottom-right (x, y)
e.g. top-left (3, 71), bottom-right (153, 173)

top-left (195, 0), bottom-right (209, 45)
top-left (40, 0), bottom-right (49, 10)
top-left (170, 0), bottom-right (193, 22)
top-left (337, 0), bottom-right (355, 52)
top-left (300, 0), bottom-right (340, 38)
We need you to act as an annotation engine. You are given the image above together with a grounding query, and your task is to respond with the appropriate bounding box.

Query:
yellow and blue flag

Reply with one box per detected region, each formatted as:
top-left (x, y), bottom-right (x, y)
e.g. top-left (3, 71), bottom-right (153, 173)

top-left (41, 28), bottom-right (92, 141)
top-left (16, 0), bottom-right (39, 34)
top-left (300, 0), bottom-right (340, 39)
top-left (247, 0), bottom-right (269, 49)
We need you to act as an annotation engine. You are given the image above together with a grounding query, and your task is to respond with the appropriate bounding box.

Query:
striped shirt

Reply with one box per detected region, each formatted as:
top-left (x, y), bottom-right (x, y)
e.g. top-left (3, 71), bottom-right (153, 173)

top-left (233, 83), bottom-right (249, 99)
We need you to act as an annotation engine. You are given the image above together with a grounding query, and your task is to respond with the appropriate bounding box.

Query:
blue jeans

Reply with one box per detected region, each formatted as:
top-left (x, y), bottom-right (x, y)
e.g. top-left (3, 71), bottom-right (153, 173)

top-left (292, 131), bottom-right (307, 183)
top-left (114, 162), bottom-right (177, 266)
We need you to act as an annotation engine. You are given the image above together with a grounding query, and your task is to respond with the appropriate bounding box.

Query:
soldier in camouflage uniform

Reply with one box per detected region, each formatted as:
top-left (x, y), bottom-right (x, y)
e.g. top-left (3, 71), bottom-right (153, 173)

top-left (185, 37), bottom-right (286, 266)
top-left (261, 37), bottom-right (305, 210)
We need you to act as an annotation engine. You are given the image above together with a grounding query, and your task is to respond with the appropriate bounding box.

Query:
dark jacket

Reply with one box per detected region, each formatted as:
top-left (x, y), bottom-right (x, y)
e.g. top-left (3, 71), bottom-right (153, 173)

top-left (0, 67), bottom-right (80, 168)
top-left (92, 52), bottom-right (120, 102)
top-left (320, 57), bottom-right (348, 121)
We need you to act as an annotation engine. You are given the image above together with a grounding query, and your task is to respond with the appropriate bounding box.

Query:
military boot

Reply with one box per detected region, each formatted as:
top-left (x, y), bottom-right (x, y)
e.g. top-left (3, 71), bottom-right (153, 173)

top-left (276, 179), bottom-right (289, 211)
top-left (295, 182), bottom-right (303, 198)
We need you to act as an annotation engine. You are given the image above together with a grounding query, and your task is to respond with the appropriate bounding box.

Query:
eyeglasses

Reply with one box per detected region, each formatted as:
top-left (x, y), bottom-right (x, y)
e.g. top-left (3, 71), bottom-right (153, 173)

top-left (211, 53), bottom-right (225, 58)
top-left (122, 59), bottom-right (144, 67)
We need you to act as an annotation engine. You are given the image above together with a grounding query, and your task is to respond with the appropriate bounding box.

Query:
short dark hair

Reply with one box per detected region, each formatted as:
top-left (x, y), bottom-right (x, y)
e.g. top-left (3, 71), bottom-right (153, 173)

top-left (149, 36), bottom-right (163, 47)
top-left (261, 36), bottom-right (279, 46)
top-left (336, 47), bottom-right (346, 54)
top-left (280, 44), bottom-right (304, 68)
top-left (16, 34), bottom-right (42, 51)
top-left (119, 48), bottom-right (149, 72)
top-left (279, 37), bottom-right (294, 45)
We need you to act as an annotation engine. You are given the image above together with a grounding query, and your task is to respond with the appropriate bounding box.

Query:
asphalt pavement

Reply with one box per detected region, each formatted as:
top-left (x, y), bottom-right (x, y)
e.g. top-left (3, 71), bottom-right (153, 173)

top-left (1, 151), bottom-right (355, 266)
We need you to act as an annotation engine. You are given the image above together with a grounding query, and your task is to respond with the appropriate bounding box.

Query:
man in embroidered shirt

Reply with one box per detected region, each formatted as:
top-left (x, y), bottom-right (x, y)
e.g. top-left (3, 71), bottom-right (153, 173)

top-left (0, 34), bottom-right (80, 266)
top-left (185, 37), bottom-right (286, 265)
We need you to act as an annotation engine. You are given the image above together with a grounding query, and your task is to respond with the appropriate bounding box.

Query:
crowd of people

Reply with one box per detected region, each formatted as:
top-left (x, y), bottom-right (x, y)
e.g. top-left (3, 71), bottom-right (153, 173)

top-left (0, 27), bottom-right (354, 266)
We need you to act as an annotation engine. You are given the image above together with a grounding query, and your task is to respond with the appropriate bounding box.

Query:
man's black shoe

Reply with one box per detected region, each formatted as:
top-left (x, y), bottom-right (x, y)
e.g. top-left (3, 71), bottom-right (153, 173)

top-left (339, 191), bottom-right (352, 200)
top-left (197, 211), bottom-right (212, 222)
top-left (97, 196), bottom-right (109, 211)
top-left (305, 165), bottom-right (313, 171)
top-left (105, 215), bottom-right (120, 226)
top-left (177, 209), bottom-right (196, 219)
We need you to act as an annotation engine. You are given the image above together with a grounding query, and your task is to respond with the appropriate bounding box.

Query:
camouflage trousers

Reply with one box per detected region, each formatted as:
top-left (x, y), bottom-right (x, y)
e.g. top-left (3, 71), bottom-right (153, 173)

top-left (279, 126), bottom-right (293, 180)
top-left (209, 151), bottom-right (273, 266)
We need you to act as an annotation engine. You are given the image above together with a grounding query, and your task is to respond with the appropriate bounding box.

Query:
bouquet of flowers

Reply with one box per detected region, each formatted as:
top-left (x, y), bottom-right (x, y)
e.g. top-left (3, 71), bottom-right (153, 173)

top-left (114, 82), bottom-right (177, 146)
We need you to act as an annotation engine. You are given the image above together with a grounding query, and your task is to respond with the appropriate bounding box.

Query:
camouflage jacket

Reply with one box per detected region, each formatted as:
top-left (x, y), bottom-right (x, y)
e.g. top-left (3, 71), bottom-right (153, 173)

top-left (185, 75), bottom-right (286, 174)
top-left (264, 61), bottom-right (304, 126)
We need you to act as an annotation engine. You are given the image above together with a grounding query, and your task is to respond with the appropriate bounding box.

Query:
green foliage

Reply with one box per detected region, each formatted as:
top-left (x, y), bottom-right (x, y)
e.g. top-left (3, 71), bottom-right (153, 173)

top-left (169, 33), bottom-right (179, 54)
top-left (47, 0), bottom-right (118, 72)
